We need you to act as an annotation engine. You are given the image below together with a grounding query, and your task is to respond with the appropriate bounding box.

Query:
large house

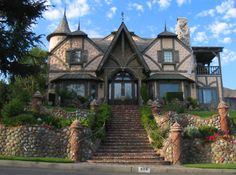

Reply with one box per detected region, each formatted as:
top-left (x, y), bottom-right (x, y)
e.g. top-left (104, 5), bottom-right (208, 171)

top-left (47, 12), bottom-right (223, 108)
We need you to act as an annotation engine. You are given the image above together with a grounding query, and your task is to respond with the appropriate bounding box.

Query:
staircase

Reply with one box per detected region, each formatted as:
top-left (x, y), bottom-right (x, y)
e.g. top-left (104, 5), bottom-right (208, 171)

top-left (88, 105), bottom-right (170, 164)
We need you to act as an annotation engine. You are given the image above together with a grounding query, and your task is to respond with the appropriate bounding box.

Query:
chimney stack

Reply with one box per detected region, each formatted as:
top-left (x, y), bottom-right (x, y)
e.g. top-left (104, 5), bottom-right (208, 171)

top-left (176, 17), bottom-right (190, 47)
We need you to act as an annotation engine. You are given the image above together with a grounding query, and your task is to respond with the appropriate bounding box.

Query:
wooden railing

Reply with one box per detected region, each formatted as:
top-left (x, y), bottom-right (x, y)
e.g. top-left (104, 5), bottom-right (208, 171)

top-left (196, 66), bottom-right (221, 75)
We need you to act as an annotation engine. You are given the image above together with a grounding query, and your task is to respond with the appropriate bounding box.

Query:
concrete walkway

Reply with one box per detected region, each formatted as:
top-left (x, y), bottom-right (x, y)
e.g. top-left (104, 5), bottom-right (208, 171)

top-left (0, 160), bottom-right (235, 174)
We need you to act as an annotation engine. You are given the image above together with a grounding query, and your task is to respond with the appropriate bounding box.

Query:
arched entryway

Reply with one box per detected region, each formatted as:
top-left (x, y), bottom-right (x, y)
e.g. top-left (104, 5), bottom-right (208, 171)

top-left (108, 71), bottom-right (138, 105)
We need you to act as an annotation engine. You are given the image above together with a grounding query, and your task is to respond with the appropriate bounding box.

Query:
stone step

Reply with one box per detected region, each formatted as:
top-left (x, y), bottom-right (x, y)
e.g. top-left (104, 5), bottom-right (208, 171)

top-left (98, 145), bottom-right (153, 150)
top-left (91, 155), bottom-right (164, 160)
top-left (88, 159), bottom-right (171, 165)
top-left (94, 152), bottom-right (160, 157)
top-left (96, 148), bottom-right (155, 153)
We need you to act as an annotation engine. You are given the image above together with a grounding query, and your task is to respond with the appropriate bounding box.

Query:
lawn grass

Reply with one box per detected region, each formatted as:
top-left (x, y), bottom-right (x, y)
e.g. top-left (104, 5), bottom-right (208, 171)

top-left (184, 163), bottom-right (236, 169)
top-left (0, 155), bottom-right (74, 163)
top-left (187, 111), bottom-right (217, 118)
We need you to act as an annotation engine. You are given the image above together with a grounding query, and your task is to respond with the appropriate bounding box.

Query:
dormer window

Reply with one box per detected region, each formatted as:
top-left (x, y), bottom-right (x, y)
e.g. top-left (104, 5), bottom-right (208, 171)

top-left (163, 51), bottom-right (173, 63)
top-left (66, 49), bottom-right (88, 65)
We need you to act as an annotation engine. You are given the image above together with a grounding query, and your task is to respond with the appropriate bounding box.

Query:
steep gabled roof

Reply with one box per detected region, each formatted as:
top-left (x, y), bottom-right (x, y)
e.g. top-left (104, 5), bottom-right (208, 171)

top-left (158, 25), bottom-right (177, 38)
top-left (47, 11), bottom-right (71, 41)
top-left (97, 22), bottom-right (150, 72)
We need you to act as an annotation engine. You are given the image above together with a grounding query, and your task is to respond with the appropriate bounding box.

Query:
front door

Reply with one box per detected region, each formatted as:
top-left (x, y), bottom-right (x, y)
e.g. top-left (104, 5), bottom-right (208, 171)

top-left (108, 72), bottom-right (138, 105)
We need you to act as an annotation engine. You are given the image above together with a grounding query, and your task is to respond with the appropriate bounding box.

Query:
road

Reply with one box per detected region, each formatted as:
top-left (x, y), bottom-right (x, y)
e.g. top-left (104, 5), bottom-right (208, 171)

top-left (0, 166), bottom-right (234, 175)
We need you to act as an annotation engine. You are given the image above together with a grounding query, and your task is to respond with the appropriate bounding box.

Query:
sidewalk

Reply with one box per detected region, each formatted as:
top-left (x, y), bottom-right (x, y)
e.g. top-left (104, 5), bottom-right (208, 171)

top-left (0, 160), bottom-right (235, 174)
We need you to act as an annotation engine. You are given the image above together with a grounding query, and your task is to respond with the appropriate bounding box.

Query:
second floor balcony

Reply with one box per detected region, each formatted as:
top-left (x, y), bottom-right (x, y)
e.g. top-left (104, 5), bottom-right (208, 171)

top-left (196, 65), bottom-right (221, 75)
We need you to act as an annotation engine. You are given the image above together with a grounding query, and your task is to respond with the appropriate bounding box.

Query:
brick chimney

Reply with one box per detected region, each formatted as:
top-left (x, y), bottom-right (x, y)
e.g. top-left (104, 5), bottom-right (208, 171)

top-left (176, 17), bottom-right (190, 47)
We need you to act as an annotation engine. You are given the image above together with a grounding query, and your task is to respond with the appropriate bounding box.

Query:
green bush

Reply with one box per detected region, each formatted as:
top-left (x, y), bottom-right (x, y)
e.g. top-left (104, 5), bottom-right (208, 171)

top-left (0, 81), bottom-right (9, 112)
top-left (2, 113), bottom-right (37, 126)
top-left (1, 98), bottom-right (25, 118)
top-left (164, 99), bottom-right (185, 113)
top-left (198, 125), bottom-right (218, 138)
top-left (186, 97), bottom-right (198, 109)
top-left (183, 126), bottom-right (201, 139)
top-left (140, 106), bottom-right (163, 149)
top-left (165, 92), bottom-right (183, 102)
top-left (92, 104), bottom-right (111, 140)
top-left (141, 83), bottom-right (149, 103)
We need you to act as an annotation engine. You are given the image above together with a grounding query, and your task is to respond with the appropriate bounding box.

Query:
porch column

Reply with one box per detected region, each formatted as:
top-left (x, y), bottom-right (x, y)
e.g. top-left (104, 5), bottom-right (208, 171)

top-left (138, 78), bottom-right (142, 105)
top-left (217, 52), bottom-right (224, 101)
top-left (104, 73), bottom-right (108, 103)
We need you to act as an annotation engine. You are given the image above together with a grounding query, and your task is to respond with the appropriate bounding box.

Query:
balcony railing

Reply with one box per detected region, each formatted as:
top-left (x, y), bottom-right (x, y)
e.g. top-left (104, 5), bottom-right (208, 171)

top-left (197, 66), bottom-right (221, 75)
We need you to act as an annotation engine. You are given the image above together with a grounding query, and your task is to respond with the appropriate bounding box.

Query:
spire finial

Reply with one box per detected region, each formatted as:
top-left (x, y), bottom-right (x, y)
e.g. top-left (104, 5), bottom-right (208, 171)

top-left (121, 12), bottom-right (124, 22)
top-left (78, 19), bottom-right (80, 30)
top-left (164, 21), bottom-right (167, 32)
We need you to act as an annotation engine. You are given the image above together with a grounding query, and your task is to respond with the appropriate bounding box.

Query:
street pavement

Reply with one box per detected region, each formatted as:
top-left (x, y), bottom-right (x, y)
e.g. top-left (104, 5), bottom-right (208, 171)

top-left (0, 160), bottom-right (235, 175)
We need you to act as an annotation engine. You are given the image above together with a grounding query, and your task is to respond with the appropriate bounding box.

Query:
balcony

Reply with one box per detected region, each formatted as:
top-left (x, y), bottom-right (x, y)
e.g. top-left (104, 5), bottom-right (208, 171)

top-left (196, 66), bottom-right (221, 75)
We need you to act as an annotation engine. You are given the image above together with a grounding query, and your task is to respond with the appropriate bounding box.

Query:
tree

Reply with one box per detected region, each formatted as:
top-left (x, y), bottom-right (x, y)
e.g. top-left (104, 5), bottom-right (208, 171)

top-left (10, 47), bottom-right (48, 102)
top-left (0, 0), bottom-right (47, 78)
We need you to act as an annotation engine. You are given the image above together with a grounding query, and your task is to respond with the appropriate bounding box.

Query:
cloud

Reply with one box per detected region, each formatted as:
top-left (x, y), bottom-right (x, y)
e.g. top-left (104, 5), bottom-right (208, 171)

top-left (106, 6), bottom-right (117, 19)
top-left (193, 32), bottom-right (207, 42)
top-left (221, 49), bottom-right (236, 64)
top-left (67, 0), bottom-right (90, 18)
top-left (104, 0), bottom-right (112, 5)
top-left (189, 25), bottom-right (199, 34)
top-left (222, 37), bottom-right (232, 44)
top-left (146, 1), bottom-right (152, 9)
top-left (197, 9), bottom-right (215, 17)
top-left (209, 22), bottom-right (230, 37)
top-left (44, 7), bottom-right (63, 20)
top-left (129, 3), bottom-right (144, 13)
top-left (176, 0), bottom-right (189, 6)
top-left (197, 0), bottom-right (236, 19)
top-left (157, 0), bottom-right (171, 9)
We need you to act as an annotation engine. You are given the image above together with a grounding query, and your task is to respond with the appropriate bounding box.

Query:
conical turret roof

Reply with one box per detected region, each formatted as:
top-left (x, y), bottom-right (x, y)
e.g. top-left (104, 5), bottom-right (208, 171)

top-left (47, 11), bottom-right (71, 41)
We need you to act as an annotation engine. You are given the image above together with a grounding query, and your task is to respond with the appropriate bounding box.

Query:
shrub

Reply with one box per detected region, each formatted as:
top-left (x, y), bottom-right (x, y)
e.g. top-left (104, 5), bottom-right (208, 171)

top-left (198, 125), bottom-right (218, 138)
top-left (0, 81), bottom-right (9, 112)
top-left (186, 97), bottom-right (198, 109)
top-left (92, 104), bottom-right (111, 140)
top-left (141, 83), bottom-right (149, 103)
top-left (183, 126), bottom-right (201, 139)
top-left (164, 99), bottom-right (185, 114)
top-left (140, 106), bottom-right (163, 149)
top-left (165, 92), bottom-right (183, 102)
top-left (1, 98), bottom-right (25, 118)
top-left (2, 113), bottom-right (37, 126)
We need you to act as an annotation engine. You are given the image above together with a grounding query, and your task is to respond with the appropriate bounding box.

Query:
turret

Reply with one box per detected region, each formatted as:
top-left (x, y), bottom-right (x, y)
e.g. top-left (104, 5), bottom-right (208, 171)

top-left (47, 11), bottom-right (71, 51)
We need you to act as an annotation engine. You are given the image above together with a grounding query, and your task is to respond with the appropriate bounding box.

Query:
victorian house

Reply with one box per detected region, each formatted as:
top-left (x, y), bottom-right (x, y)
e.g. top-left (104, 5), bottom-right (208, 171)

top-left (47, 12), bottom-right (223, 108)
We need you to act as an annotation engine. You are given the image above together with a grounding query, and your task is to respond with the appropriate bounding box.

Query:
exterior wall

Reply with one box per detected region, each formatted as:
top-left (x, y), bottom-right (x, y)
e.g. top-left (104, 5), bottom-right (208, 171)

top-left (48, 37), bottom-right (103, 82)
top-left (49, 35), bottom-right (67, 52)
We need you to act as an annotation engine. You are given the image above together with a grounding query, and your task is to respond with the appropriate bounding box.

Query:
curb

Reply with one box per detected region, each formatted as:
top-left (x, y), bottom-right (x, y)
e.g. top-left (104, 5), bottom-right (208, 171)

top-left (0, 160), bottom-right (235, 174)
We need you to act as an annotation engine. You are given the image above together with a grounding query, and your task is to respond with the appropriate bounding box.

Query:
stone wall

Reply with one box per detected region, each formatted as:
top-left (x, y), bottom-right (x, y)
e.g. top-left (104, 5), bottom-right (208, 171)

top-left (162, 138), bottom-right (236, 163)
top-left (0, 124), bottom-right (98, 161)
top-left (0, 125), bottom-right (69, 158)
top-left (154, 112), bottom-right (221, 130)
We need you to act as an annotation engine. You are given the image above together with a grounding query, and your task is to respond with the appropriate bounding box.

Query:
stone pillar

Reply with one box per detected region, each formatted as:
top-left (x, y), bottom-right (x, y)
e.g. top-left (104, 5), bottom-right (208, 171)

top-left (32, 91), bottom-right (43, 113)
top-left (218, 101), bottom-right (229, 134)
top-left (69, 120), bottom-right (83, 161)
top-left (170, 122), bottom-right (182, 164)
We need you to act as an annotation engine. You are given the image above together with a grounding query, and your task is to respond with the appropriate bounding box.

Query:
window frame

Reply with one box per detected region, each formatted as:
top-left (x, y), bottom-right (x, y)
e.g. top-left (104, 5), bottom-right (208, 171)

top-left (66, 49), bottom-right (88, 65)
top-left (163, 50), bottom-right (173, 63)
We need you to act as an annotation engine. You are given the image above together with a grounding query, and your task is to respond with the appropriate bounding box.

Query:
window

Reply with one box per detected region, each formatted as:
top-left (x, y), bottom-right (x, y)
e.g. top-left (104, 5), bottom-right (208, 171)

top-left (67, 83), bottom-right (85, 96)
top-left (163, 51), bottom-right (173, 63)
top-left (198, 88), bottom-right (217, 104)
top-left (67, 49), bottom-right (88, 65)
top-left (157, 50), bottom-right (179, 63)
top-left (159, 83), bottom-right (180, 98)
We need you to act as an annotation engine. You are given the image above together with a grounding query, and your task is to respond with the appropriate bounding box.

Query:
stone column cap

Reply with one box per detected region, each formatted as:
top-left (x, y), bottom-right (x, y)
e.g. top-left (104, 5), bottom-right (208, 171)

top-left (217, 101), bottom-right (229, 109)
top-left (170, 122), bottom-right (182, 132)
top-left (90, 99), bottom-right (98, 106)
top-left (33, 91), bottom-right (43, 98)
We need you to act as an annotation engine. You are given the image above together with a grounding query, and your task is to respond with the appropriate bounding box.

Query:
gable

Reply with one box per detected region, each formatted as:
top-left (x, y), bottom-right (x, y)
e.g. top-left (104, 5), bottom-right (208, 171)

top-left (98, 23), bottom-right (149, 73)
top-left (143, 37), bottom-right (193, 72)
top-left (49, 36), bottom-right (104, 72)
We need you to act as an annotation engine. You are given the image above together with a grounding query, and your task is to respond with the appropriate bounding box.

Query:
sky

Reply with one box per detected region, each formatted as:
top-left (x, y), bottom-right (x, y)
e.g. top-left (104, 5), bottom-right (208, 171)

top-left (34, 0), bottom-right (236, 89)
